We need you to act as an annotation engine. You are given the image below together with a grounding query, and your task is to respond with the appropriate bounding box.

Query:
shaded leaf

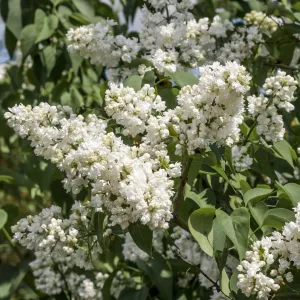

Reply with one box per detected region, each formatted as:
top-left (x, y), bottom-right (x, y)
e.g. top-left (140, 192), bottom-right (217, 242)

top-left (171, 71), bottom-right (198, 87)
top-left (0, 209), bottom-right (8, 230)
top-left (128, 222), bottom-right (153, 256)
top-left (216, 208), bottom-right (250, 260)
top-left (263, 208), bottom-right (295, 230)
top-left (137, 253), bottom-right (172, 300)
top-left (188, 207), bottom-right (215, 256)
top-left (124, 75), bottom-right (142, 91)
top-left (244, 187), bottom-right (273, 206)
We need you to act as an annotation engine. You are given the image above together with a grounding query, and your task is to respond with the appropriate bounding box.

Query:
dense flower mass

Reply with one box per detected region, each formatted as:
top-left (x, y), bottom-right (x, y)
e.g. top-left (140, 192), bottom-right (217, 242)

top-left (167, 61), bottom-right (251, 155)
top-left (105, 83), bottom-right (166, 137)
top-left (244, 10), bottom-right (278, 35)
top-left (66, 19), bottom-right (140, 67)
top-left (11, 204), bottom-right (108, 298)
top-left (66, 0), bottom-right (279, 82)
top-left (65, 1), bottom-right (249, 81)
top-left (104, 61), bottom-right (251, 156)
top-left (247, 71), bottom-right (297, 142)
top-left (237, 203), bottom-right (300, 300)
top-left (4, 103), bottom-right (176, 230)
top-left (4, 0), bottom-right (300, 299)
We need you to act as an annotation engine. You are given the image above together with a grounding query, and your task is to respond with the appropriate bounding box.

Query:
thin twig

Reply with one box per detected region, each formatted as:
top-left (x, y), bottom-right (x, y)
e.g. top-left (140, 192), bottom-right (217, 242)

top-left (173, 158), bottom-right (193, 231)
top-left (2, 227), bottom-right (22, 259)
top-left (264, 63), bottom-right (300, 71)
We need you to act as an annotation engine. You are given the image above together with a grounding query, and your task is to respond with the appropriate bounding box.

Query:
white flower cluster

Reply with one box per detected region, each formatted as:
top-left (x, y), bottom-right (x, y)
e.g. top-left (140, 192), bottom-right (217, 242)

top-left (66, 0), bottom-right (235, 79)
top-left (231, 144), bottom-right (253, 171)
top-left (166, 62), bottom-right (251, 155)
top-left (5, 103), bottom-right (176, 230)
top-left (217, 10), bottom-right (279, 64)
top-left (105, 84), bottom-right (166, 137)
top-left (66, 19), bottom-right (140, 67)
top-left (237, 203), bottom-right (300, 300)
top-left (247, 71), bottom-right (297, 142)
top-left (11, 204), bottom-right (108, 298)
top-left (244, 10), bottom-right (278, 35)
top-left (105, 61), bottom-right (251, 156)
top-left (217, 26), bottom-right (263, 63)
top-left (140, 0), bottom-right (233, 74)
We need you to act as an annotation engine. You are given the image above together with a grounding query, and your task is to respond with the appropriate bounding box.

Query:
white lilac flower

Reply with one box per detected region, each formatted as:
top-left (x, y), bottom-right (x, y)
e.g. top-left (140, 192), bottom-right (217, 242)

top-left (105, 83), bottom-right (166, 137)
top-left (247, 71), bottom-right (297, 142)
top-left (244, 10), bottom-right (278, 35)
top-left (11, 204), bottom-right (106, 298)
top-left (66, 19), bottom-right (140, 67)
top-left (167, 61), bottom-right (251, 155)
top-left (5, 103), bottom-right (175, 230)
top-left (237, 203), bottom-right (300, 299)
top-left (67, 0), bottom-right (234, 76)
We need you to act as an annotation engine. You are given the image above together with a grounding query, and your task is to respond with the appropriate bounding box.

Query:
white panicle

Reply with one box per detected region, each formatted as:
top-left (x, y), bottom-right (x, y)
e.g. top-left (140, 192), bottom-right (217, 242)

top-left (247, 71), bottom-right (297, 142)
top-left (5, 103), bottom-right (175, 230)
top-left (66, 19), bottom-right (140, 67)
top-left (172, 61), bottom-right (251, 155)
top-left (237, 203), bottom-right (300, 299)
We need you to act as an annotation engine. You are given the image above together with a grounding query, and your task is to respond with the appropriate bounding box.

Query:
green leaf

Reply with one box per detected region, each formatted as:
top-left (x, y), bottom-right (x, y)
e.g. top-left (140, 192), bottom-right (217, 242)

top-left (185, 185), bottom-right (216, 208)
top-left (216, 208), bottom-right (250, 260)
top-left (263, 208), bottom-right (295, 230)
top-left (128, 222), bottom-right (153, 256)
top-left (5, 27), bottom-right (17, 59)
top-left (249, 202), bottom-right (269, 232)
top-left (240, 180), bottom-right (251, 195)
top-left (0, 166), bottom-right (33, 188)
top-left (213, 218), bottom-right (228, 252)
top-left (220, 269), bottom-right (230, 297)
top-left (158, 87), bottom-right (178, 109)
top-left (171, 71), bottom-right (198, 87)
top-left (70, 87), bottom-right (84, 108)
top-left (137, 253), bottom-right (172, 300)
top-left (57, 5), bottom-right (73, 29)
top-left (188, 155), bottom-right (202, 185)
top-left (213, 218), bottom-right (231, 271)
top-left (34, 9), bottom-right (46, 34)
top-left (20, 24), bottom-right (37, 57)
top-left (40, 45), bottom-right (57, 76)
top-left (202, 151), bottom-right (229, 181)
top-left (0, 264), bottom-right (27, 299)
top-left (94, 212), bottom-right (112, 264)
top-left (0, 209), bottom-right (8, 230)
top-left (5, 0), bottom-right (22, 39)
top-left (188, 207), bottom-right (215, 256)
top-left (35, 14), bottom-right (59, 43)
top-left (244, 187), bottom-right (273, 206)
top-left (273, 140), bottom-right (297, 168)
top-left (119, 287), bottom-right (149, 300)
top-left (69, 52), bottom-right (84, 75)
top-left (101, 270), bottom-right (117, 300)
top-left (248, 0), bottom-right (265, 10)
top-left (280, 183), bottom-right (300, 206)
top-left (72, 0), bottom-right (95, 18)
top-left (142, 71), bottom-right (155, 87)
top-left (124, 75), bottom-right (142, 91)
top-left (0, 175), bottom-right (14, 184)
